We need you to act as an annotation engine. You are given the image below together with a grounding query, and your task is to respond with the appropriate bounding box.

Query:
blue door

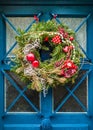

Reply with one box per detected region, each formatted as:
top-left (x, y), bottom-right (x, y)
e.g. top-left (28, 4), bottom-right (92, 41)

top-left (0, 1), bottom-right (93, 130)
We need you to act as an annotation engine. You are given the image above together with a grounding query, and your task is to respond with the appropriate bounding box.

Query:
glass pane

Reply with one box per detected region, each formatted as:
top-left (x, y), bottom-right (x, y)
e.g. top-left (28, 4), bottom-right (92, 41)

top-left (5, 71), bottom-right (40, 112)
top-left (53, 70), bottom-right (87, 112)
top-left (10, 97), bottom-right (35, 112)
top-left (59, 18), bottom-right (86, 51)
top-left (6, 17), bottom-right (34, 55)
top-left (53, 17), bottom-right (87, 112)
top-left (5, 78), bottom-right (19, 112)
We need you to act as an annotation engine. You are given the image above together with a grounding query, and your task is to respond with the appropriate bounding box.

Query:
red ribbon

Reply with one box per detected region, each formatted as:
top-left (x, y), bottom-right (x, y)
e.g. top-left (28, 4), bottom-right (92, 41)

top-left (53, 14), bottom-right (57, 19)
top-left (34, 15), bottom-right (39, 21)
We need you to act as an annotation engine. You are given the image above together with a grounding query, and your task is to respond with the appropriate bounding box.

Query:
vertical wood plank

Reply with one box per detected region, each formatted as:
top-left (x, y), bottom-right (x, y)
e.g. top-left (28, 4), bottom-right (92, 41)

top-left (40, 88), bottom-right (52, 118)
top-left (87, 12), bottom-right (93, 117)
top-left (0, 13), bottom-right (6, 130)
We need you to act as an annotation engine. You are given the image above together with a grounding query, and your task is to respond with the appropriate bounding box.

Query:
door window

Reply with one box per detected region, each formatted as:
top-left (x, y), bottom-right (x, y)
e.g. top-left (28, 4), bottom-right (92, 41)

top-left (53, 17), bottom-right (87, 112)
top-left (5, 17), bottom-right (40, 113)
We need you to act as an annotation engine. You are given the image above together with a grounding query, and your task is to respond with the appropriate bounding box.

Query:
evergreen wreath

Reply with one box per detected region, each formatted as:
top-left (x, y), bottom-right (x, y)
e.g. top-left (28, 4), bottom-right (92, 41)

top-left (11, 20), bottom-right (83, 94)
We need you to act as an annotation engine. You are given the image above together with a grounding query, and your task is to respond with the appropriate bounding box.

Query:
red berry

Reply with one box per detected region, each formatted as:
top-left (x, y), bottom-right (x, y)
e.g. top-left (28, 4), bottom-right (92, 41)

top-left (69, 45), bottom-right (74, 50)
top-left (32, 60), bottom-right (39, 68)
top-left (26, 53), bottom-right (35, 62)
top-left (63, 32), bottom-right (68, 38)
top-left (63, 46), bottom-right (69, 53)
top-left (51, 35), bottom-right (61, 44)
top-left (69, 36), bottom-right (74, 41)
top-left (44, 37), bottom-right (49, 42)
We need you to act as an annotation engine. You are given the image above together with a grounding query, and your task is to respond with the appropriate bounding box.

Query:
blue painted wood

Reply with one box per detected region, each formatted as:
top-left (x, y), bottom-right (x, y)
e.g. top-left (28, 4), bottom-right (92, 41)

top-left (0, 0), bottom-right (93, 5)
top-left (4, 124), bottom-right (40, 130)
top-left (41, 88), bottom-right (52, 118)
top-left (87, 12), bottom-right (93, 117)
top-left (0, 6), bottom-right (92, 16)
top-left (0, 13), bottom-right (6, 130)
top-left (1, 113), bottom-right (89, 124)
top-left (52, 124), bottom-right (88, 130)
top-left (2, 113), bottom-right (93, 129)
top-left (4, 124), bottom-right (88, 130)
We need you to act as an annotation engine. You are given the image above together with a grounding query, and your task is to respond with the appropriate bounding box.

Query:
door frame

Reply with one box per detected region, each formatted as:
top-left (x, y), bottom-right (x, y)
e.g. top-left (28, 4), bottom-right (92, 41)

top-left (0, 1), bottom-right (93, 130)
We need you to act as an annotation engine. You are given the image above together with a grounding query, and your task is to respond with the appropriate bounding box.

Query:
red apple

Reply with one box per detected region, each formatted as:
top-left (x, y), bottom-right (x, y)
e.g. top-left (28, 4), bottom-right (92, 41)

top-left (26, 53), bottom-right (35, 62)
top-left (32, 60), bottom-right (39, 68)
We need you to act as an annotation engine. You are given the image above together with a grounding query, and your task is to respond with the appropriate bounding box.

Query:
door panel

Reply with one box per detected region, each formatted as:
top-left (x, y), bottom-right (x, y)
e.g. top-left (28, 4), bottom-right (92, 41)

top-left (52, 124), bottom-right (88, 130)
top-left (4, 124), bottom-right (40, 130)
top-left (4, 124), bottom-right (88, 130)
top-left (54, 71), bottom-right (87, 112)
top-left (53, 17), bottom-right (87, 113)
top-left (4, 16), bottom-right (40, 113)
top-left (5, 72), bottom-right (40, 112)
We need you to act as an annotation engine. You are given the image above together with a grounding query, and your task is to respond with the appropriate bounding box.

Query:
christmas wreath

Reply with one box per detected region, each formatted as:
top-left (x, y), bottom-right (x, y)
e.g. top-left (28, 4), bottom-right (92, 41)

top-left (11, 20), bottom-right (83, 94)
